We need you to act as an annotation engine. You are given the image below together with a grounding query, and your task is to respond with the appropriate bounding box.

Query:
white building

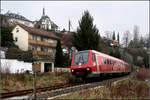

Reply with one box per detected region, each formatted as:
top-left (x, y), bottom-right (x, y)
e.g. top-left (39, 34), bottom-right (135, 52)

top-left (11, 24), bottom-right (60, 73)
top-left (0, 47), bottom-right (8, 59)
top-left (3, 12), bottom-right (34, 27)
top-left (34, 8), bottom-right (58, 31)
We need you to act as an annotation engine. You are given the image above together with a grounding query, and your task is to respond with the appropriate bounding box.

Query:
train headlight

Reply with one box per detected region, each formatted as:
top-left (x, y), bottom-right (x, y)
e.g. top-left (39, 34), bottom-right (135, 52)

top-left (87, 68), bottom-right (90, 71)
top-left (71, 69), bottom-right (74, 72)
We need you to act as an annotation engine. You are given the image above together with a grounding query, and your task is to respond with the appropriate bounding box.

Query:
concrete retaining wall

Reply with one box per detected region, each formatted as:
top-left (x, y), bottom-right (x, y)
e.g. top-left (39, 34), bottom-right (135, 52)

top-left (54, 67), bottom-right (70, 72)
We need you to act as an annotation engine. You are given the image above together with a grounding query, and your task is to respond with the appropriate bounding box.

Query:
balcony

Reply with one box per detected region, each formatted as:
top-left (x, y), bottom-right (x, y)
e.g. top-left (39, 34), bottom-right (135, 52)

top-left (28, 39), bottom-right (57, 47)
top-left (32, 50), bottom-right (53, 56)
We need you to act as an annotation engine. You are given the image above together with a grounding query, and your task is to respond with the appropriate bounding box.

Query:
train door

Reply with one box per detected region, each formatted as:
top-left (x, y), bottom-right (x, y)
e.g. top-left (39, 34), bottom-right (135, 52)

top-left (92, 53), bottom-right (97, 72)
top-left (103, 58), bottom-right (107, 72)
top-left (95, 54), bottom-right (100, 73)
top-left (100, 57), bottom-right (104, 72)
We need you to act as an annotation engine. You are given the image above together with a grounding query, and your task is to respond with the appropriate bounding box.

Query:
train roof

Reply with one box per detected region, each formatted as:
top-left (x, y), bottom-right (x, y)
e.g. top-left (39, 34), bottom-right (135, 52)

top-left (76, 50), bottom-right (128, 64)
top-left (92, 50), bottom-right (128, 64)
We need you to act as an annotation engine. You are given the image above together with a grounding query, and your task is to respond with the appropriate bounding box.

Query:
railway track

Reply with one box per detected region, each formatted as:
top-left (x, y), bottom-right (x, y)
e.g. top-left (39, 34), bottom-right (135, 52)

top-left (0, 83), bottom-right (80, 99)
top-left (0, 73), bottom-right (134, 99)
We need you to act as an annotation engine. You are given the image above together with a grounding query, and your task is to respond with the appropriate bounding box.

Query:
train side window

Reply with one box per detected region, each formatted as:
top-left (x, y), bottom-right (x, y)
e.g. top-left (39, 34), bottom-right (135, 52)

top-left (107, 59), bottom-right (109, 65)
top-left (92, 53), bottom-right (96, 62)
top-left (104, 59), bottom-right (106, 64)
top-left (110, 60), bottom-right (111, 65)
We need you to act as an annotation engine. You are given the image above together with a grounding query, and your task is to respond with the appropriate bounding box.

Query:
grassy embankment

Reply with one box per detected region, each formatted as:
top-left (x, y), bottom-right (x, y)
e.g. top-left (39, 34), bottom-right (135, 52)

top-left (1, 72), bottom-right (76, 93)
top-left (56, 67), bottom-right (150, 99)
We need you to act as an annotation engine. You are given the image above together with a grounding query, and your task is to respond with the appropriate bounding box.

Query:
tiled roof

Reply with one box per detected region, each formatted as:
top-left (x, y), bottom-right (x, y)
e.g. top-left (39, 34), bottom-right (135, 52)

top-left (4, 12), bottom-right (32, 22)
top-left (18, 24), bottom-right (60, 40)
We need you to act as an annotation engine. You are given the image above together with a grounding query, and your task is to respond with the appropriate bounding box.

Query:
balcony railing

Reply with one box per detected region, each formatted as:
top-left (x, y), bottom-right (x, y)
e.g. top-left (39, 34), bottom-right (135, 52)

top-left (28, 39), bottom-right (57, 47)
top-left (32, 50), bottom-right (53, 56)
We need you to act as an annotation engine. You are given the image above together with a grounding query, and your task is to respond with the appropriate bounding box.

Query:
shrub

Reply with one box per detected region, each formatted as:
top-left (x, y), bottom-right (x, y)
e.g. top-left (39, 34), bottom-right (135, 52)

top-left (135, 67), bottom-right (149, 81)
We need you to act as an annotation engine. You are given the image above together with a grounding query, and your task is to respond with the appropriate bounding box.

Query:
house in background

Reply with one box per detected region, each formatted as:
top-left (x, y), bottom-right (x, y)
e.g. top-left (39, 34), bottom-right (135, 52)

top-left (0, 47), bottom-right (8, 59)
top-left (11, 24), bottom-right (60, 72)
top-left (34, 8), bottom-right (58, 31)
top-left (2, 11), bottom-right (34, 27)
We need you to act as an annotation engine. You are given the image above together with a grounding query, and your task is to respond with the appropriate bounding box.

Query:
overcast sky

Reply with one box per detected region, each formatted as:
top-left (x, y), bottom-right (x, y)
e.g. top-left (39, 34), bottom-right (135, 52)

top-left (1, 1), bottom-right (149, 39)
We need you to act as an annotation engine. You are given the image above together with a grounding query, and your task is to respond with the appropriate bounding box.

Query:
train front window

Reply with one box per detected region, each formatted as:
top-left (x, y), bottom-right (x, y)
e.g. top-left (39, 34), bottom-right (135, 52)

top-left (74, 51), bottom-right (89, 66)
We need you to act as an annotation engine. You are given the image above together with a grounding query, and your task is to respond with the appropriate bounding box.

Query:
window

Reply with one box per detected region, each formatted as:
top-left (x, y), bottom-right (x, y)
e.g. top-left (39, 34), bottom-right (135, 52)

top-left (15, 37), bottom-right (18, 41)
top-left (32, 35), bottom-right (37, 40)
top-left (41, 37), bottom-right (44, 41)
top-left (42, 24), bottom-right (45, 29)
top-left (110, 60), bottom-right (111, 65)
top-left (24, 22), bottom-right (30, 26)
top-left (53, 40), bottom-right (57, 43)
top-left (41, 46), bottom-right (44, 52)
top-left (32, 45), bottom-right (37, 50)
top-left (16, 28), bottom-right (19, 33)
top-left (44, 47), bottom-right (48, 52)
top-left (107, 59), bottom-right (109, 64)
top-left (43, 37), bottom-right (48, 42)
top-left (74, 51), bottom-right (89, 66)
top-left (92, 53), bottom-right (96, 61)
top-left (52, 49), bottom-right (56, 54)
top-left (104, 59), bottom-right (106, 64)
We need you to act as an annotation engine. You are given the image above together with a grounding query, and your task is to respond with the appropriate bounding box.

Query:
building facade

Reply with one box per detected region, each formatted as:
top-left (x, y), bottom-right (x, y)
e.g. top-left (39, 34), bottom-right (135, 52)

top-left (2, 12), bottom-right (34, 27)
top-left (12, 24), bottom-right (60, 72)
top-left (34, 8), bottom-right (58, 31)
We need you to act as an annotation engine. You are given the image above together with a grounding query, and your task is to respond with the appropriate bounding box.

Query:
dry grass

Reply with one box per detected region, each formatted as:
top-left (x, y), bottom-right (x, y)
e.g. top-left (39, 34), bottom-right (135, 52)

top-left (1, 72), bottom-right (71, 93)
top-left (56, 77), bottom-right (149, 99)
top-left (135, 67), bottom-right (150, 81)
top-left (108, 78), bottom-right (149, 99)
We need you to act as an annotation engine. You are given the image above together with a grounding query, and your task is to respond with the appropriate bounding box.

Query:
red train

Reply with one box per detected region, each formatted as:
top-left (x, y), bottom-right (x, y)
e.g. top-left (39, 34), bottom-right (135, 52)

top-left (70, 50), bottom-right (131, 78)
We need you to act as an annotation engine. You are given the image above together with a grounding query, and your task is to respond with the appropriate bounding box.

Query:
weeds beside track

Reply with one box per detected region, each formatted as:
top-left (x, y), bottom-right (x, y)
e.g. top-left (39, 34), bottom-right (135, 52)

top-left (1, 73), bottom-right (133, 99)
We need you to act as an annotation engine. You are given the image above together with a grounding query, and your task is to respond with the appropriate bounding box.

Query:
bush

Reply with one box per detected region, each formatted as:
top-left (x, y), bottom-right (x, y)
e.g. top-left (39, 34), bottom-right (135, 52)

top-left (6, 47), bottom-right (35, 62)
top-left (108, 78), bottom-right (149, 99)
top-left (135, 67), bottom-right (149, 81)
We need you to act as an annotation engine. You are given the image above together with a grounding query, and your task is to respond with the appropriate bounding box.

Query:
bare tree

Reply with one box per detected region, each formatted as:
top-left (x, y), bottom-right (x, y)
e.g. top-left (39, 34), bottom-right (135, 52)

top-left (117, 32), bottom-right (120, 44)
top-left (133, 25), bottom-right (140, 47)
top-left (104, 31), bottom-right (112, 40)
top-left (122, 30), bottom-right (132, 47)
top-left (139, 35), bottom-right (145, 47)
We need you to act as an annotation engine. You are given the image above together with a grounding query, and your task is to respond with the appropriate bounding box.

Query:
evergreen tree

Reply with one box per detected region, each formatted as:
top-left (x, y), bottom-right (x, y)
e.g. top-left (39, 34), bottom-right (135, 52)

top-left (117, 32), bottom-right (120, 44)
top-left (72, 10), bottom-right (100, 51)
top-left (143, 55), bottom-right (149, 68)
top-left (114, 48), bottom-right (121, 59)
top-left (1, 26), bottom-right (16, 48)
top-left (112, 31), bottom-right (116, 40)
top-left (109, 48), bottom-right (121, 59)
top-left (55, 40), bottom-right (63, 67)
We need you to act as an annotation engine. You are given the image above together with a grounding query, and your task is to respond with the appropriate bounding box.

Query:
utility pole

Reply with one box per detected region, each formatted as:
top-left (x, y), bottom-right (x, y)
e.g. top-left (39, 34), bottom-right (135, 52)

top-left (33, 71), bottom-right (36, 100)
